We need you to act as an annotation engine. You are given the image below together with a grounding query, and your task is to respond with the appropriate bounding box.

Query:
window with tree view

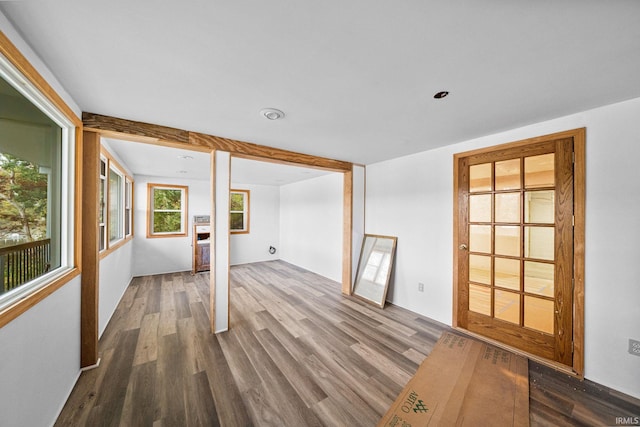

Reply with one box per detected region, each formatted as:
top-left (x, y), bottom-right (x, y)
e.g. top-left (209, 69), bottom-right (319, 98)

top-left (0, 67), bottom-right (72, 305)
top-left (230, 189), bottom-right (249, 234)
top-left (147, 184), bottom-right (188, 237)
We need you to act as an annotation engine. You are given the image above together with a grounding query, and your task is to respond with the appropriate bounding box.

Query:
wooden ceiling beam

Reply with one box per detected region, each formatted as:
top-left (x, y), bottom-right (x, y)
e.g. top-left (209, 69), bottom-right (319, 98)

top-left (82, 112), bottom-right (189, 143)
top-left (82, 112), bottom-right (352, 172)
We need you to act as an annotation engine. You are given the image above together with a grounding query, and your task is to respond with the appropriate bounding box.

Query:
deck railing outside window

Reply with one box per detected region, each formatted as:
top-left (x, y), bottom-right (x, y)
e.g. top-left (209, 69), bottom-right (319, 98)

top-left (0, 239), bottom-right (51, 294)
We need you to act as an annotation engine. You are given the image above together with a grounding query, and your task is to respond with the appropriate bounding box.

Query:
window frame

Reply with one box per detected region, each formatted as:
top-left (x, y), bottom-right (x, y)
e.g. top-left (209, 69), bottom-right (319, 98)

top-left (0, 40), bottom-right (80, 327)
top-left (230, 189), bottom-right (250, 234)
top-left (125, 177), bottom-right (133, 238)
top-left (99, 147), bottom-right (134, 256)
top-left (108, 163), bottom-right (125, 245)
top-left (147, 183), bottom-right (189, 238)
top-left (98, 155), bottom-right (108, 251)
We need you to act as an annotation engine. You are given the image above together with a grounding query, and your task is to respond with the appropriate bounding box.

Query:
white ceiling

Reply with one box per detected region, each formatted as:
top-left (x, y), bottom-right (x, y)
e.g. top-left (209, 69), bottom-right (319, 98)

top-left (230, 157), bottom-right (333, 186)
top-left (103, 137), bottom-right (332, 185)
top-left (2, 1), bottom-right (640, 166)
top-left (102, 138), bottom-right (211, 181)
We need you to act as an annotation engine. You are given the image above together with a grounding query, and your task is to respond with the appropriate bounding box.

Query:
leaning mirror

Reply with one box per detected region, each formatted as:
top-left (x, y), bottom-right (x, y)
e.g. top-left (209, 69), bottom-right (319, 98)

top-left (352, 234), bottom-right (397, 308)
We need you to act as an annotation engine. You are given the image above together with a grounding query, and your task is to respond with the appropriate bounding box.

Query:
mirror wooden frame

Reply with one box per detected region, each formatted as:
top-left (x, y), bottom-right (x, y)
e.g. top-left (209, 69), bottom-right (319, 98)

top-left (352, 234), bottom-right (397, 308)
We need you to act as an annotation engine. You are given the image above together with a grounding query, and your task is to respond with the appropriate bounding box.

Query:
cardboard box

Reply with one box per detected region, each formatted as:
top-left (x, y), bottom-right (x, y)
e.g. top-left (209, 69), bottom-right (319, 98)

top-left (377, 332), bottom-right (529, 427)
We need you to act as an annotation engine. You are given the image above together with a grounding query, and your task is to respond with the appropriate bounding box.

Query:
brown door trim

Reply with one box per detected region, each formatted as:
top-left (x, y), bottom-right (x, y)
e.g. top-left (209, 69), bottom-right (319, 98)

top-left (453, 128), bottom-right (585, 376)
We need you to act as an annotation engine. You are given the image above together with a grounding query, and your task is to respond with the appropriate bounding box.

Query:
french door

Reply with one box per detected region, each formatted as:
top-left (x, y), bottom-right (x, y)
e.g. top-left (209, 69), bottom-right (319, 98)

top-left (455, 131), bottom-right (583, 368)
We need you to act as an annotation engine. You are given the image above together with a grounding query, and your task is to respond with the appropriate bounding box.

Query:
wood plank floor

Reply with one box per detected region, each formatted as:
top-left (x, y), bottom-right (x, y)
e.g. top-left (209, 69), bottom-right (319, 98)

top-left (56, 260), bottom-right (640, 426)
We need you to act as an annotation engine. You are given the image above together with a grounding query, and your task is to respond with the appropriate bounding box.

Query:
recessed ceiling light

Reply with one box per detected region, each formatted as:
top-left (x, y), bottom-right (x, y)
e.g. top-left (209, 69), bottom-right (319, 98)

top-left (434, 91), bottom-right (449, 99)
top-left (260, 108), bottom-right (285, 120)
top-left (177, 170), bottom-right (188, 174)
top-left (177, 155), bottom-right (194, 160)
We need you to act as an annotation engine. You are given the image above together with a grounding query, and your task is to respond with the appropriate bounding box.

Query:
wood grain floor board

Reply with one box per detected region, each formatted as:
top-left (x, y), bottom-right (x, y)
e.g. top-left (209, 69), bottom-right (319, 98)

top-left (298, 314), bottom-right (359, 348)
top-left (119, 361), bottom-right (157, 426)
top-left (340, 298), bottom-right (418, 337)
top-left (92, 328), bottom-right (139, 425)
top-left (232, 323), bottom-right (323, 426)
top-left (253, 327), bottom-right (328, 406)
top-left (350, 342), bottom-right (413, 386)
top-left (331, 302), bottom-right (385, 330)
top-left (156, 333), bottom-right (187, 425)
top-left (300, 324), bottom-right (380, 380)
top-left (173, 291), bottom-right (191, 319)
top-left (369, 370), bottom-right (406, 401)
top-left (254, 310), bottom-right (315, 362)
top-left (123, 297), bottom-right (147, 331)
top-left (216, 329), bottom-right (262, 393)
top-left (304, 353), bottom-right (384, 425)
top-left (176, 316), bottom-right (202, 376)
top-left (189, 303), bottom-right (252, 427)
top-left (184, 370), bottom-right (220, 427)
top-left (144, 279), bottom-right (162, 315)
top-left (56, 260), bottom-right (640, 426)
top-left (403, 347), bottom-right (428, 365)
top-left (312, 396), bottom-right (366, 427)
top-left (335, 320), bottom-right (418, 373)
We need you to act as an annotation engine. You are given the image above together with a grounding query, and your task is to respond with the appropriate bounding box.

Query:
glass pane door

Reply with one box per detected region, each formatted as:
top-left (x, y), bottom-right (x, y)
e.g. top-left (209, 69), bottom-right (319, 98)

top-left (457, 137), bottom-right (575, 366)
top-left (468, 154), bottom-right (556, 334)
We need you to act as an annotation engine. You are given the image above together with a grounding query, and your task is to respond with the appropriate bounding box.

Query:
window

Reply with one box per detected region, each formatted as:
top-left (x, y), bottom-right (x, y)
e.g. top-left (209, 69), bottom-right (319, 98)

top-left (147, 184), bottom-right (188, 237)
top-left (230, 189), bottom-right (250, 234)
top-left (99, 149), bottom-right (133, 253)
top-left (0, 52), bottom-right (76, 311)
top-left (108, 164), bottom-right (124, 244)
top-left (125, 178), bottom-right (133, 237)
top-left (99, 156), bottom-right (107, 251)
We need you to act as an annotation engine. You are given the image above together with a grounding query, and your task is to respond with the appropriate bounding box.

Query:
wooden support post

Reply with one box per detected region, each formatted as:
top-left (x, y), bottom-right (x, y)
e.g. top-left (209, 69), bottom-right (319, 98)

top-left (81, 130), bottom-right (100, 368)
top-left (342, 168), bottom-right (353, 295)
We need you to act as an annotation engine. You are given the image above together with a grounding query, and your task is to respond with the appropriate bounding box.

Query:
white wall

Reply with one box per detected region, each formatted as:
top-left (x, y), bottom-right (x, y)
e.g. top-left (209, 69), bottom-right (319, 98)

top-left (0, 11), bottom-right (84, 427)
top-left (352, 165), bottom-right (366, 284)
top-left (280, 173), bottom-right (343, 282)
top-left (99, 241), bottom-right (134, 336)
top-left (365, 96), bottom-right (640, 399)
top-left (0, 277), bottom-right (81, 427)
top-left (97, 142), bottom-right (136, 336)
top-left (230, 183), bottom-right (280, 265)
top-left (132, 175), bottom-right (211, 276)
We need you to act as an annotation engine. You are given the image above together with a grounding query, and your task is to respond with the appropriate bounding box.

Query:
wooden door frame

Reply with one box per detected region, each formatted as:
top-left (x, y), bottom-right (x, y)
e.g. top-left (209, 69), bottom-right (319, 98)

top-left (452, 128), bottom-right (585, 376)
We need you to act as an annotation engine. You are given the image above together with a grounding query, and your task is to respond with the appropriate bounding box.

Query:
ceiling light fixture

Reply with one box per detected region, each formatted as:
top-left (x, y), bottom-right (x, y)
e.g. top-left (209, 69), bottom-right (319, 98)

top-left (434, 91), bottom-right (449, 99)
top-left (177, 170), bottom-right (188, 174)
top-left (177, 155), bottom-right (194, 160)
top-left (260, 108), bottom-right (285, 120)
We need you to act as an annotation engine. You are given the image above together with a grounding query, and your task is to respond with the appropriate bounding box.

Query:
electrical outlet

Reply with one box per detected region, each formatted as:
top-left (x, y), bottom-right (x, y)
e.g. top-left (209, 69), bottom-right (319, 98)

top-left (629, 339), bottom-right (640, 357)
top-left (418, 282), bottom-right (424, 292)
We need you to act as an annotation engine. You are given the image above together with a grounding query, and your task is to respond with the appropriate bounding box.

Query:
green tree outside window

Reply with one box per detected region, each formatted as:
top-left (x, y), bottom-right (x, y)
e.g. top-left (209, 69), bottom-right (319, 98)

top-left (148, 184), bottom-right (188, 236)
top-left (0, 153), bottom-right (48, 246)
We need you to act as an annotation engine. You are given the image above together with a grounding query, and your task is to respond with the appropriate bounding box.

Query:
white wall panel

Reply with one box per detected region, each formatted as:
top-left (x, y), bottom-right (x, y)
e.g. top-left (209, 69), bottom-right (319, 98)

top-left (352, 165), bottom-right (366, 285)
top-left (99, 240), bottom-right (133, 336)
top-left (280, 173), bottom-right (343, 282)
top-left (229, 183), bottom-right (280, 265)
top-left (0, 277), bottom-right (81, 427)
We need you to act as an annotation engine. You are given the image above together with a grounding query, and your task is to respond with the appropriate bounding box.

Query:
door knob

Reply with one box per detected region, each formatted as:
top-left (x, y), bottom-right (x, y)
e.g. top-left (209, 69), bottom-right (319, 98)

top-left (459, 244), bottom-right (468, 250)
